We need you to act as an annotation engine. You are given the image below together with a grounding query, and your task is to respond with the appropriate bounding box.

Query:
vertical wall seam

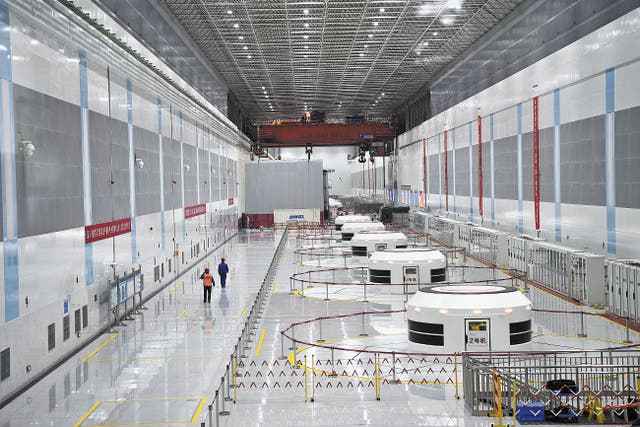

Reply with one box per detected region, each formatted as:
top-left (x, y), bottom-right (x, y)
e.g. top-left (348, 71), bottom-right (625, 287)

top-left (452, 129), bottom-right (456, 215)
top-left (437, 134), bottom-right (442, 210)
top-left (180, 112), bottom-right (185, 240)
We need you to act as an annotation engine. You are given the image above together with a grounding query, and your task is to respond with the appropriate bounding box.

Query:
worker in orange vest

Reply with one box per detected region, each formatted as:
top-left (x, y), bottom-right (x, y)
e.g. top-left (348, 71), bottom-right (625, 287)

top-left (200, 268), bottom-right (215, 303)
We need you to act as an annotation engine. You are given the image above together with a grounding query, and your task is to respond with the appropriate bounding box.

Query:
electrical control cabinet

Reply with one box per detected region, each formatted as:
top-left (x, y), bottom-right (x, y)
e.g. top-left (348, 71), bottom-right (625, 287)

top-left (427, 215), bottom-right (461, 247)
top-left (606, 259), bottom-right (640, 322)
top-left (458, 224), bottom-right (509, 267)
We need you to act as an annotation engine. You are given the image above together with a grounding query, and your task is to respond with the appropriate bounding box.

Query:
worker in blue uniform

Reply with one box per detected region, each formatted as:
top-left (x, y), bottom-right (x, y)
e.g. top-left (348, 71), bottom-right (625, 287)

top-left (218, 257), bottom-right (229, 288)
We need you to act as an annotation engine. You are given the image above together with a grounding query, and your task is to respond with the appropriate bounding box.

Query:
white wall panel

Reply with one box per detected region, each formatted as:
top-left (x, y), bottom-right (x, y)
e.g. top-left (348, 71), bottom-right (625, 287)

top-left (615, 60), bottom-right (640, 112)
top-left (615, 207), bottom-right (640, 259)
top-left (86, 65), bottom-right (109, 116)
top-left (538, 92), bottom-right (554, 129)
top-left (560, 75), bottom-right (605, 125)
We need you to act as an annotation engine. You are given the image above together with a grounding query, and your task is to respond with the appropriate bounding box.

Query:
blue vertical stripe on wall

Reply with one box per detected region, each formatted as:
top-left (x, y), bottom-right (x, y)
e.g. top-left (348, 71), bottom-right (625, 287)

top-left (452, 129), bottom-right (456, 215)
top-left (437, 134), bottom-right (442, 210)
top-left (553, 89), bottom-right (562, 242)
top-left (180, 112), bottom-right (185, 239)
top-left (517, 103), bottom-right (523, 234)
top-left (490, 113), bottom-right (495, 227)
top-left (79, 50), bottom-right (93, 284)
top-left (0, 1), bottom-right (19, 321)
top-left (605, 68), bottom-right (616, 254)
top-left (158, 97), bottom-right (165, 250)
top-left (468, 122), bottom-right (473, 220)
top-left (126, 79), bottom-right (137, 264)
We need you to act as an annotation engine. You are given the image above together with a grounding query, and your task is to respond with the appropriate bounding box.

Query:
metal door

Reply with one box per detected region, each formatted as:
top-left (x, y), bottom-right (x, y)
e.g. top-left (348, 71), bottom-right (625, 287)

top-left (465, 319), bottom-right (491, 351)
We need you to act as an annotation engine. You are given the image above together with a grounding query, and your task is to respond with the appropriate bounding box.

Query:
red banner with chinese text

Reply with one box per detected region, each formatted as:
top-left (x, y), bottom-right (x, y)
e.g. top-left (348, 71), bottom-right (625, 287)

top-left (185, 204), bottom-right (206, 219)
top-left (85, 218), bottom-right (131, 244)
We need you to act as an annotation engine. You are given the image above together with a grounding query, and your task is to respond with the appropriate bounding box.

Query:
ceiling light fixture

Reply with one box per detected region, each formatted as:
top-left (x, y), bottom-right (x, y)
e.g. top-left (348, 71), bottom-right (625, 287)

top-left (238, 36), bottom-right (244, 40)
top-left (304, 54), bottom-right (308, 58)
top-left (367, 34), bottom-right (373, 38)
top-left (433, 31), bottom-right (438, 36)
top-left (233, 23), bottom-right (239, 29)
top-left (303, 9), bottom-right (309, 15)
top-left (226, 10), bottom-right (233, 15)
top-left (304, 22), bottom-right (309, 28)
top-left (359, 52), bottom-right (364, 57)
top-left (261, 86), bottom-right (265, 90)
top-left (242, 46), bottom-right (248, 50)
top-left (379, 7), bottom-right (385, 12)
top-left (247, 55), bottom-right (252, 59)
top-left (303, 35), bottom-right (308, 39)
top-left (373, 22), bottom-right (379, 26)
top-left (381, 92), bottom-right (385, 96)
top-left (304, 45), bottom-right (308, 49)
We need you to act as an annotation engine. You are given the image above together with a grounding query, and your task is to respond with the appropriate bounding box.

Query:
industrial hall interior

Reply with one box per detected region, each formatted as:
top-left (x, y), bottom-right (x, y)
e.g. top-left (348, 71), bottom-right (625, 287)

top-left (2, 0), bottom-right (640, 426)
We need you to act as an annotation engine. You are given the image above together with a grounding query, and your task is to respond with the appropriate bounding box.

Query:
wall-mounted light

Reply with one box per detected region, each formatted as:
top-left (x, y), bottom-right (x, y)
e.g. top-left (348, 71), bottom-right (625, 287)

top-left (184, 163), bottom-right (190, 172)
top-left (135, 158), bottom-right (144, 169)
top-left (19, 134), bottom-right (35, 157)
top-left (305, 143), bottom-right (313, 160)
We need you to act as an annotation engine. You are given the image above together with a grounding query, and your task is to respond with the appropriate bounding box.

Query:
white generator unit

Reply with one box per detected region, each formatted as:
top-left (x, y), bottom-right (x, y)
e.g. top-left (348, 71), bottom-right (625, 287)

top-left (350, 231), bottom-right (408, 256)
top-left (334, 214), bottom-right (371, 231)
top-left (606, 259), bottom-right (640, 322)
top-left (427, 215), bottom-right (462, 246)
top-left (340, 221), bottom-right (385, 241)
top-left (368, 248), bottom-right (447, 293)
top-left (528, 241), bottom-right (605, 305)
top-left (407, 284), bottom-right (533, 353)
top-left (457, 223), bottom-right (509, 267)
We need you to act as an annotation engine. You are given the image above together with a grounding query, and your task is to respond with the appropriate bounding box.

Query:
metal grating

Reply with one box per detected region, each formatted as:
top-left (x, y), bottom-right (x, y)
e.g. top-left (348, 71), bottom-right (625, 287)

top-left (164, 0), bottom-right (524, 124)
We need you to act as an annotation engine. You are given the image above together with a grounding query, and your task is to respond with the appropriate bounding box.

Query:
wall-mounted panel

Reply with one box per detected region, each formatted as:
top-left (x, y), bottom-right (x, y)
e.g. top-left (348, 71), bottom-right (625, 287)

top-left (133, 126), bottom-right (160, 216)
top-left (493, 136), bottom-right (518, 200)
top-left (615, 105), bottom-right (640, 209)
top-left (455, 146), bottom-right (469, 197)
top-left (162, 137), bottom-right (181, 210)
top-left (14, 85), bottom-right (84, 236)
top-left (539, 127), bottom-right (555, 203)
top-left (559, 115), bottom-right (605, 206)
top-left (182, 144), bottom-right (198, 207)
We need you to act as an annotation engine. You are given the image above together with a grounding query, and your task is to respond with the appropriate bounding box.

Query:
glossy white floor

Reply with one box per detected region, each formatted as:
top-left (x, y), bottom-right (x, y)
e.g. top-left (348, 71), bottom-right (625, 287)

top-left (1, 230), bottom-right (638, 426)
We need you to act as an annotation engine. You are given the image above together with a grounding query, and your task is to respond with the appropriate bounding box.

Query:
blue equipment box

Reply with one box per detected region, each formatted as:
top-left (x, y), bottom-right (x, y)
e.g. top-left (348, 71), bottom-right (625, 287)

top-left (516, 402), bottom-right (546, 422)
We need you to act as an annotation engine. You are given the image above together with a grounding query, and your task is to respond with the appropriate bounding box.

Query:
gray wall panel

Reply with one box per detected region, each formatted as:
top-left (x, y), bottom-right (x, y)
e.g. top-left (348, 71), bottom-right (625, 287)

top-left (211, 153), bottom-right (221, 200)
top-left (560, 115), bottom-right (605, 206)
top-left (220, 156), bottom-right (228, 201)
top-left (14, 84), bottom-right (84, 236)
top-left (428, 155), bottom-right (439, 196)
top-left (89, 111), bottom-right (112, 224)
top-left (539, 127), bottom-right (555, 203)
top-left (245, 160), bottom-right (323, 213)
top-left (183, 144), bottom-right (198, 206)
top-left (481, 142), bottom-right (490, 203)
top-left (494, 136), bottom-right (518, 200)
top-left (446, 150), bottom-right (453, 199)
top-left (471, 144), bottom-right (478, 199)
top-left (522, 132), bottom-right (533, 201)
top-left (615, 106), bottom-right (640, 209)
top-left (455, 146), bottom-right (469, 197)
top-left (163, 137), bottom-right (181, 210)
top-left (111, 120), bottom-right (131, 221)
top-left (198, 148), bottom-right (209, 202)
top-left (133, 126), bottom-right (160, 216)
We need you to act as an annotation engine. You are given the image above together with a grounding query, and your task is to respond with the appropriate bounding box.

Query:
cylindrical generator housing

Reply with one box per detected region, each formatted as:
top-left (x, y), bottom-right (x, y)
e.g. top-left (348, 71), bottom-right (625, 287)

top-left (340, 221), bottom-right (385, 241)
top-left (368, 248), bottom-right (447, 293)
top-left (334, 214), bottom-right (371, 231)
top-left (406, 285), bottom-right (533, 353)
top-left (350, 231), bottom-right (408, 256)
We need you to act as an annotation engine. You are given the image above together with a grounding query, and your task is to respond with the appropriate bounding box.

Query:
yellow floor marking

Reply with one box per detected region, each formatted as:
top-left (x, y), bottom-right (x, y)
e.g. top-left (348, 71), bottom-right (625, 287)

top-left (241, 307), bottom-right (247, 317)
top-left (272, 280), bottom-right (279, 293)
top-left (167, 282), bottom-right (181, 296)
top-left (255, 329), bottom-right (266, 356)
top-left (74, 400), bottom-right (102, 427)
top-left (177, 309), bottom-right (187, 319)
top-left (83, 333), bottom-right (119, 363)
top-left (190, 397), bottom-right (207, 424)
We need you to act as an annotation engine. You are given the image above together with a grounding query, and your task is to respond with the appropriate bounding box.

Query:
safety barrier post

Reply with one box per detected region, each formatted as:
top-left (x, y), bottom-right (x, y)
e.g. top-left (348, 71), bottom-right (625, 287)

top-left (208, 403), bottom-right (213, 427)
top-left (578, 310), bottom-right (587, 337)
top-left (290, 325), bottom-right (296, 349)
top-left (302, 272), bottom-right (308, 297)
top-left (317, 318), bottom-right (325, 343)
top-left (224, 365), bottom-right (232, 402)
top-left (289, 277), bottom-right (294, 295)
top-left (454, 352), bottom-right (459, 399)
top-left (330, 347), bottom-right (337, 377)
top-left (391, 351), bottom-right (397, 383)
top-left (304, 355), bottom-right (308, 403)
top-left (375, 353), bottom-right (381, 401)
top-left (219, 376), bottom-right (230, 416)
top-left (280, 332), bottom-right (286, 359)
top-left (214, 393), bottom-right (220, 427)
top-left (360, 311), bottom-right (368, 337)
top-left (325, 281), bottom-right (330, 301)
top-left (624, 317), bottom-right (632, 344)
top-left (311, 354), bottom-right (315, 402)
top-left (233, 355), bottom-right (238, 403)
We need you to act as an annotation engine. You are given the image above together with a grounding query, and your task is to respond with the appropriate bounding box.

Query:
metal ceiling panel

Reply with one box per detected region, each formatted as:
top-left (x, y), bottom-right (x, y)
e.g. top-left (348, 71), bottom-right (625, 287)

top-left (164, 0), bottom-right (524, 123)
